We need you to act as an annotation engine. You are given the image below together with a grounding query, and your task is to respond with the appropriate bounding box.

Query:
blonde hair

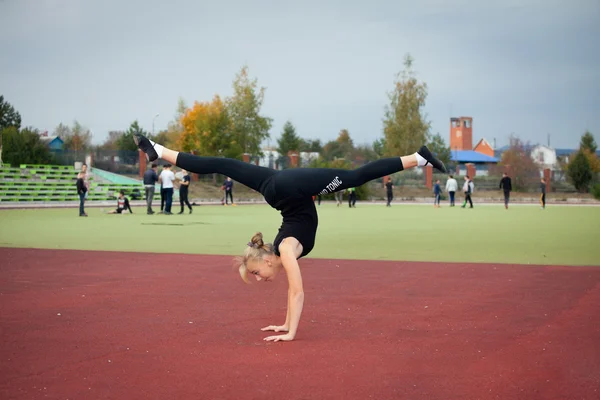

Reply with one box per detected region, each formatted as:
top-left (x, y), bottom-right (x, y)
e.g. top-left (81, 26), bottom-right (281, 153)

top-left (234, 232), bottom-right (274, 284)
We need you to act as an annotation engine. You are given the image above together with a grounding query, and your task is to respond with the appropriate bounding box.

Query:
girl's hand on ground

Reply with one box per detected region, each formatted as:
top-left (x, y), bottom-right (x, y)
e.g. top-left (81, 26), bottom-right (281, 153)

top-left (263, 333), bottom-right (294, 342)
top-left (261, 325), bottom-right (289, 332)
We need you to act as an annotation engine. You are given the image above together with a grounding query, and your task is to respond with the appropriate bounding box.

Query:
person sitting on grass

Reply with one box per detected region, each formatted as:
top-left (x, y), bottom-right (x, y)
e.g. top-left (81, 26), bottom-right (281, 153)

top-left (107, 191), bottom-right (133, 214)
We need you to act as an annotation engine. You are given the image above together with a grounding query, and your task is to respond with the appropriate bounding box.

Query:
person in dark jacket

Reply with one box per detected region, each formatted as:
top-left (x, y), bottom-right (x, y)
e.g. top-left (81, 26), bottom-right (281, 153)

top-left (540, 177), bottom-right (547, 210)
top-left (76, 172), bottom-right (88, 217)
top-left (178, 169), bottom-right (193, 214)
top-left (499, 172), bottom-right (512, 209)
top-left (143, 163), bottom-right (159, 214)
top-left (434, 179), bottom-right (441, 208)
top-left (384, 178), bottom-right (394, 207)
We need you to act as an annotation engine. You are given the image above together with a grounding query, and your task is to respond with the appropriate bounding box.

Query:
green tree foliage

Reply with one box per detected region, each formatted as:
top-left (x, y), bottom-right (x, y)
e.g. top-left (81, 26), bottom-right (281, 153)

top-left (117, 121), bottom-right (147, 152)
top-left (580, 130), bottom-right (597, 153)
top-left (299, 138), bottom-right (323, 153)
top-left (383, 54), bottom-right (431, 157)
top-left (0, 95), bottom-right (22, 131)
top-left (226, 66), bottom-right (272, 157)
top-left (372, 138), bottom-right (386, 158)
top-left (427, 133), bottom-right (451, 166)
top-left (1, 126), bottom-right (53, 167)
top-left (276, 121), bottom-right (302, 158)
top-left (567, 150), bottom-right (593, 192)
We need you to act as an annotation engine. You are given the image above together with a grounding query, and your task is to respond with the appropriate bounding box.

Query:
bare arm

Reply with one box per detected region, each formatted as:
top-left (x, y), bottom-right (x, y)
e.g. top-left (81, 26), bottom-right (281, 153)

top-left (263, 238), bottom-right (304, 342)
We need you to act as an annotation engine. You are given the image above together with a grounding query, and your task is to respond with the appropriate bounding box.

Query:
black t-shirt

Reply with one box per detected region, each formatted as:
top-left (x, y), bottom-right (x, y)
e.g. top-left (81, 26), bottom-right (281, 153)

top-left (180, 175), bottom-right (191, 191)
top-left (260, 175), bottom-right (318, 259)
top-left (385, 181), bottom-right (393, 193)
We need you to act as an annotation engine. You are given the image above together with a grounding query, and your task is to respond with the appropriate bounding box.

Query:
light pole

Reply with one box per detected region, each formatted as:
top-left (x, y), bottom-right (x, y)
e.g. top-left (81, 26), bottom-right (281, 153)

top-left (152, 113), bottom-right (159, 136)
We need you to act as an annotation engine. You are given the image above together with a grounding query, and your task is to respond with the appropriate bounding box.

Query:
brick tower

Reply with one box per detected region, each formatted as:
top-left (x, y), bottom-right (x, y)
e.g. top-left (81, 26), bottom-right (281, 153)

top-left (449, 117), bottom-right (473, 151)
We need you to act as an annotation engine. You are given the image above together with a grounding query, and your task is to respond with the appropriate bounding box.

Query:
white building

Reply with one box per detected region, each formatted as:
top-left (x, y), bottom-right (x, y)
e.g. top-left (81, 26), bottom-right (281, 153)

top-left (530, 145), bottom-right (558, 170)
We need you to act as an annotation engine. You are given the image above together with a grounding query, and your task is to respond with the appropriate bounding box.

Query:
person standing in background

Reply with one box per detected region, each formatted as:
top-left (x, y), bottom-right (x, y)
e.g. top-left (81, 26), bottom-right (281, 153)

top-left (223, 176), bottom-right (235, 206)
top-left (499, 172), bottom-right (512, 209)
top-left (445, 175), bottom-right (458, 206)
top-left (178, 169), bottom-right (193, 214)
top-left (159, 164), bottom-right (176, 215)
top-left (540, 177), bottom-right (546, 210)
top-left (76, 171), bottom-right (88, 217)
top-left (143, 163), bottom-right (159, 214)
top-left (384, 178), bottom-right (394, 207)
top-left (434, 179), bottom-right (441, 208)
top-left (461, 175), bottom-right (474, 209)
top-left (348, 187), bottom-right (357, 208)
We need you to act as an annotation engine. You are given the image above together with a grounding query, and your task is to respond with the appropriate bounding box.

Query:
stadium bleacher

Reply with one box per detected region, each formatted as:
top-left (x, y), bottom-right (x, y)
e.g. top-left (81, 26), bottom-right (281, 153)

top-left (0, 164), bottom-right (161, 202)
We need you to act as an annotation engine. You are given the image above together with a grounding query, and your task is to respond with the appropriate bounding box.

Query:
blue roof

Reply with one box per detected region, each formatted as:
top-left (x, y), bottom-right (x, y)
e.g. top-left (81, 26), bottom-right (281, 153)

top-left (451, 150), bottom-right (498, 163)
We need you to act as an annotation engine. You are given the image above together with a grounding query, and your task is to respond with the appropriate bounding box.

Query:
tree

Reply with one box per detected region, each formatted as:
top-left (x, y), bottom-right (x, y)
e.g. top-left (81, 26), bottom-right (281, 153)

top-left (117, 121), bottom-right (147, 152)
top-left (179, 95), bottom-right (241, 158)
top-left (373, 138), bottom-right (386, 158)
top-left (59, 121), bottom-right (92, 151)
top-left (383, 54), bottom-right (431, 157)
top-left (577, 131), bottom-right (600, 174)
top-left (322, 129), bottom-right (356, 162)
top-left (567, 150), bottom-right (593, 192)
top-left (299, 138), bottom-right (323, 153)
top-left (226, 66), bottom-right (272, 157)
top-left (0, 95), bottom-right (22, 131)
top-left (580, 130), bottom-right (597, 153)
top-left (1, 126), bottom-right (53, 167)
top-left (156, 97), bottom-right (187, 148)
top-left (276, 121), bottom-right (302, 159)
top-left (100, 131), bottom-right (125, 150)
top-left (493, 136), bottom-right (540, 190)
top-left (427, 133), bottom-right (451, 167)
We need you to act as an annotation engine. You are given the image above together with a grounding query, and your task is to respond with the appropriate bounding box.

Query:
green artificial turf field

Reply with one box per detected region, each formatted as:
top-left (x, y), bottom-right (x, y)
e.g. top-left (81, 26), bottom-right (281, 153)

top-left (0, 203), bottom-right (598, 266)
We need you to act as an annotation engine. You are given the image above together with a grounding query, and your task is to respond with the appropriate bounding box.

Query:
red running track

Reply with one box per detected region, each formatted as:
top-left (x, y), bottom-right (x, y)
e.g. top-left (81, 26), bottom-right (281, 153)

top-left (0, 248), bottom-right (598, 400)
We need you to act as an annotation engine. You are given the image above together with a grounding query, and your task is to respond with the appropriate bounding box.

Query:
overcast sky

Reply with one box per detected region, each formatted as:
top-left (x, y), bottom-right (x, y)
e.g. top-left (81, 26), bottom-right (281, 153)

top-left (1, 0), bottom-right (599, 150)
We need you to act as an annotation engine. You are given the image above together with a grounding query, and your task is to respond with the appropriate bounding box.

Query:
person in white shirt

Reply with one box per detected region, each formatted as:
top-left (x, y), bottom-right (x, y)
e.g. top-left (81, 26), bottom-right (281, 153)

top-left (445, 175), bottom-right (458, 207)
top-left (159, 164), bottom-right (176, 214)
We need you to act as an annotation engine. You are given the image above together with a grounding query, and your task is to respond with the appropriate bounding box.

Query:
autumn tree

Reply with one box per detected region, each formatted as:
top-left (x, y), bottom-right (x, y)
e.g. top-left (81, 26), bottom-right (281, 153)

top-left (57, 121), bottom-right (92, 151)
top-left (179, 95), bottom-right (241, 158)
top-left (156, 97), bottom-right (187, 147)
top-left (100, 131), bottom-right (125, 150)
top-left (322, 129), bottom-right (356, 161)
top-left (383, 54), bottom-right (431, 156)
top-left (226, 66), bottom-right (272, 157)
top-left (577, 130), bottom-right (600, 173)
top-left (493, 136), bottom-right (540, 190)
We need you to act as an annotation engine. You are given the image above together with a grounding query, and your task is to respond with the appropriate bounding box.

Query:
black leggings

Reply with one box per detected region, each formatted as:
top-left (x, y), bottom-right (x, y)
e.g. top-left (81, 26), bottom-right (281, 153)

top-left (176, 153), bottom-right (404, 198)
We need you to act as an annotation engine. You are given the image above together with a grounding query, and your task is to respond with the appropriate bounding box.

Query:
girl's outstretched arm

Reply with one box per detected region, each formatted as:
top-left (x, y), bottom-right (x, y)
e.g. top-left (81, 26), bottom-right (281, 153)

top-left (263, 238), bottom-right (304, 342)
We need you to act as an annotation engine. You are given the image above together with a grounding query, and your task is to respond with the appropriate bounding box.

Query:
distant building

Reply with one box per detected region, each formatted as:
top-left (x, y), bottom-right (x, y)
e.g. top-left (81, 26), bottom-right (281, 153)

top-left (39, 131), bottom-right (64, 151)
top-left (448, 117), bottom-right (498, 176)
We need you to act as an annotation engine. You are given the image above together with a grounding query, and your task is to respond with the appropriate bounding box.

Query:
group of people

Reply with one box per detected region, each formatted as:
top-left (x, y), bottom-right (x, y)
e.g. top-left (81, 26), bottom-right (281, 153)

top-left (142, 163), bottom-right (193, 215)
top-left (430, 172), bottom-right (547, 209)
top-left (499, 172), bottom-right (547, 210)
